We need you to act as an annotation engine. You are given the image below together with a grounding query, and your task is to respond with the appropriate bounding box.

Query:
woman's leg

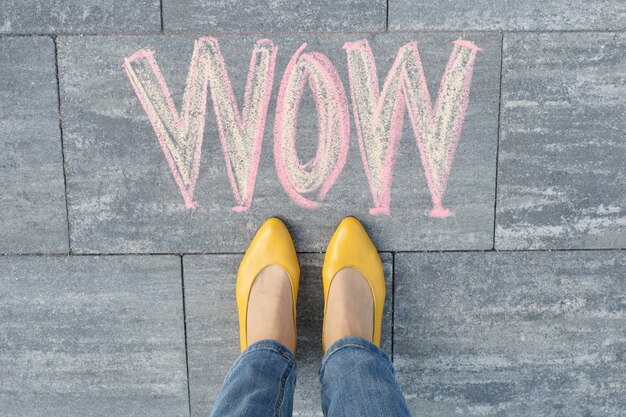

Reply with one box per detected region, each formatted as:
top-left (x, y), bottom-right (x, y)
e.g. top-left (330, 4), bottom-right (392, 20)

top-left (210, 339), bottom-right (296, 417)
top-left (319, 336), bottom-right (411, 417)
top-left (320, 267), bottom-right (412, 417)
top-left (211, 241), bottom-right (298, 417)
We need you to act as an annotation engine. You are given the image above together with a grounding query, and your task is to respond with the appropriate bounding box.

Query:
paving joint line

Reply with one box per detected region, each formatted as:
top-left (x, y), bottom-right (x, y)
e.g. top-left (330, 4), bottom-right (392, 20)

top-left (390, 252), bottom-right (395, 361)
top-left (1, 248), bottom-right (625, 257)
top-left (1, 29), bottom-right (624, 38)
top-left (492, 31), bottom-right (504, 250)
top-left (385, 0), bottom-right (389, 31)
top-left (159, 0), bottom-right (164, 32)
top-left (180, 255), bottom-right (192, 417)
top-left (52, 35), bottom-right (73, 256)
top-left (392, 248), bottom-right (626, 253)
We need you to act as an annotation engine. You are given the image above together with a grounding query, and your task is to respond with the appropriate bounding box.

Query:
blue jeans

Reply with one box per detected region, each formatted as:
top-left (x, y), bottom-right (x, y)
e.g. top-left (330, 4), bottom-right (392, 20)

top-left (210, 336), bottom-right (412, 417)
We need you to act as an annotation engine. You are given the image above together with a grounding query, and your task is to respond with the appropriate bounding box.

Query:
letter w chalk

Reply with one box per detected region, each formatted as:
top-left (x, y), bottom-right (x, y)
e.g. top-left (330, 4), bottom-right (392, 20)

top-left (344, 39), bottom-right (482, 217)
top-left (123, 38), bottom-right (277, 210)
top-left (123, 41), bottom-right (211, 209)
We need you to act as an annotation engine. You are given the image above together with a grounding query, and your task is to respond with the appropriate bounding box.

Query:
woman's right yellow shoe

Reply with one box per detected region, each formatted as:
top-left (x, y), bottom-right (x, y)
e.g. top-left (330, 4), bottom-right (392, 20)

top-left (236, 218), bottom-right (300, 352)
top-left (322, 216), bottom-right (385, 349)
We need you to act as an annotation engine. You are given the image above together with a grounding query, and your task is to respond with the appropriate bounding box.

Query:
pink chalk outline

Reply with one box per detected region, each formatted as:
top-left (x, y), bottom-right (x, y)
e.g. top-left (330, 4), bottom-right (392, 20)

top-left (123, 43), bottom-right (210, 209)
top-left (344, 39), bottom-right (406, 216)
top-left (405, 39), bottom-right (482, 218)
top-left (344, 39), bottom-right (482, 217)
top-left (202, 37), bottom-right (278, 212)
top-left (274, 43), bottom-right (350, 209)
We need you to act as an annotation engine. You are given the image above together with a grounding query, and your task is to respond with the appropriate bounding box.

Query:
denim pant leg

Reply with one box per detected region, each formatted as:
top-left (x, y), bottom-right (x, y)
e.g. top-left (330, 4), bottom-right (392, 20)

top-left (210, 340), bottom-right (297, 417)
top-left (319, 336), bottom-right (412, 417)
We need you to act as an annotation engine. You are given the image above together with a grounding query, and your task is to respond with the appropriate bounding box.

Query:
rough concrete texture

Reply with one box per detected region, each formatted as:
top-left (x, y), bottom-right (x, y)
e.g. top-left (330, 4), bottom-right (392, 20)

top-left (497, 33), bottom-right (626, 249)
top-left (389, 0), bottom-right (626, 31)
top-left (0, 256), bottom-right (188, 416)
top-left (0, 0), bottom-right (160, 33)
top-left (394, 251), bottom-right (626, 416)
top-left (0, 36), bottom-right (68, 254)
top-left (163, 0), bottom-right (386, 32)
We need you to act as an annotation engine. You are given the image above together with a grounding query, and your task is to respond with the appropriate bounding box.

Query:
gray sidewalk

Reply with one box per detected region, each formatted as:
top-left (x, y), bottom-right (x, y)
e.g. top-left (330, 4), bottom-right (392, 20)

top-left (0, 1), bottom-right (625, 416)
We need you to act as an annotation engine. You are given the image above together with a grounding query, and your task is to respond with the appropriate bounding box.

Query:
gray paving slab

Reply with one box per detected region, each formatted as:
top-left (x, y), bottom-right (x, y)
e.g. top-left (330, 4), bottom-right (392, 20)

top-left (0, 255), bottom-right (188, 417)
top-left (496, 33), bottom-right (626, 250)
top-left (389, 0), bottom-right (626, 31)
top-left (162, 0), bottom-right (385, 32)
top-left (59, 33), bottom-right (500, 253)
top-left (394, 250), bottom-right (626, 417)
top-left (0, 37), bottom-right (68, 254)
top-left (183, 252), bottom-right (393, 417)
top-left (0, 0), bottom-right (160, 34)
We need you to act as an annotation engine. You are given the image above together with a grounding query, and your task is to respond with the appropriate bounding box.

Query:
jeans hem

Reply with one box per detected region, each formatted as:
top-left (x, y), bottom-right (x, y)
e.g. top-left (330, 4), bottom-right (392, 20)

top-left (236, 339), bottom-right (296, 367)
top-left (319, 336), bottom-right (392, 377)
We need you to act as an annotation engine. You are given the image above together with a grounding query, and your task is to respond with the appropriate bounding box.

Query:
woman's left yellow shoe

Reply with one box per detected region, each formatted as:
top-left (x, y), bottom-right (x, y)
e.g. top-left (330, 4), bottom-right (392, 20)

top-left (236, 217), bottom-right (300, 352)
top-left (322, 216), bottom-right (385, 349)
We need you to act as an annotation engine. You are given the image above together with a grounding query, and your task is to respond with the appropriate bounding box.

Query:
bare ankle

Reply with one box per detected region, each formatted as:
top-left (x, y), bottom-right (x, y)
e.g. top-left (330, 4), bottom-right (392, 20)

top-left (323, 268), bottom-right (374, 352)
top-left (247, 265), bottom-right (296, 353)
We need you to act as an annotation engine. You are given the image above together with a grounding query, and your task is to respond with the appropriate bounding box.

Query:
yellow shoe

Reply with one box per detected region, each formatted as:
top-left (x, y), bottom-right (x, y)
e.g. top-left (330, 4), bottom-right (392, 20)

top-left (237, 217), bottom-right (300, 352)
top-left (322, 216), bottom-right (385, 348)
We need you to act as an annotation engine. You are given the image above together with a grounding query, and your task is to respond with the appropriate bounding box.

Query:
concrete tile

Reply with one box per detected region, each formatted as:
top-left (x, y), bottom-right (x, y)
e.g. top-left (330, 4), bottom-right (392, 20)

top-left (162, 0), bottom-right (385, 32)
top-left (394, 250), bottom-right (626, 416)
top-left (389, 0), bottom-right (626, 30)
top-left (497, 33), bottom-right (626, 249)
top-left (59, 33), bottom-right (500, 253)
top-left (0, 37), bottom-right (68, 253)
top-left (183, 252), bottom-right (393, 416)
top-left (0, 255), bottom-right (188, 417)
top-left (0, 0), bottom-right (160, 34)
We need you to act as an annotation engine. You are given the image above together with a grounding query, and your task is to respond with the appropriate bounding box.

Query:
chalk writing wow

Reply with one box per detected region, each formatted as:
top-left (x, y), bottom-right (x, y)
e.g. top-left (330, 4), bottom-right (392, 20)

top-left (123, 38), bottom-right (482, 217)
